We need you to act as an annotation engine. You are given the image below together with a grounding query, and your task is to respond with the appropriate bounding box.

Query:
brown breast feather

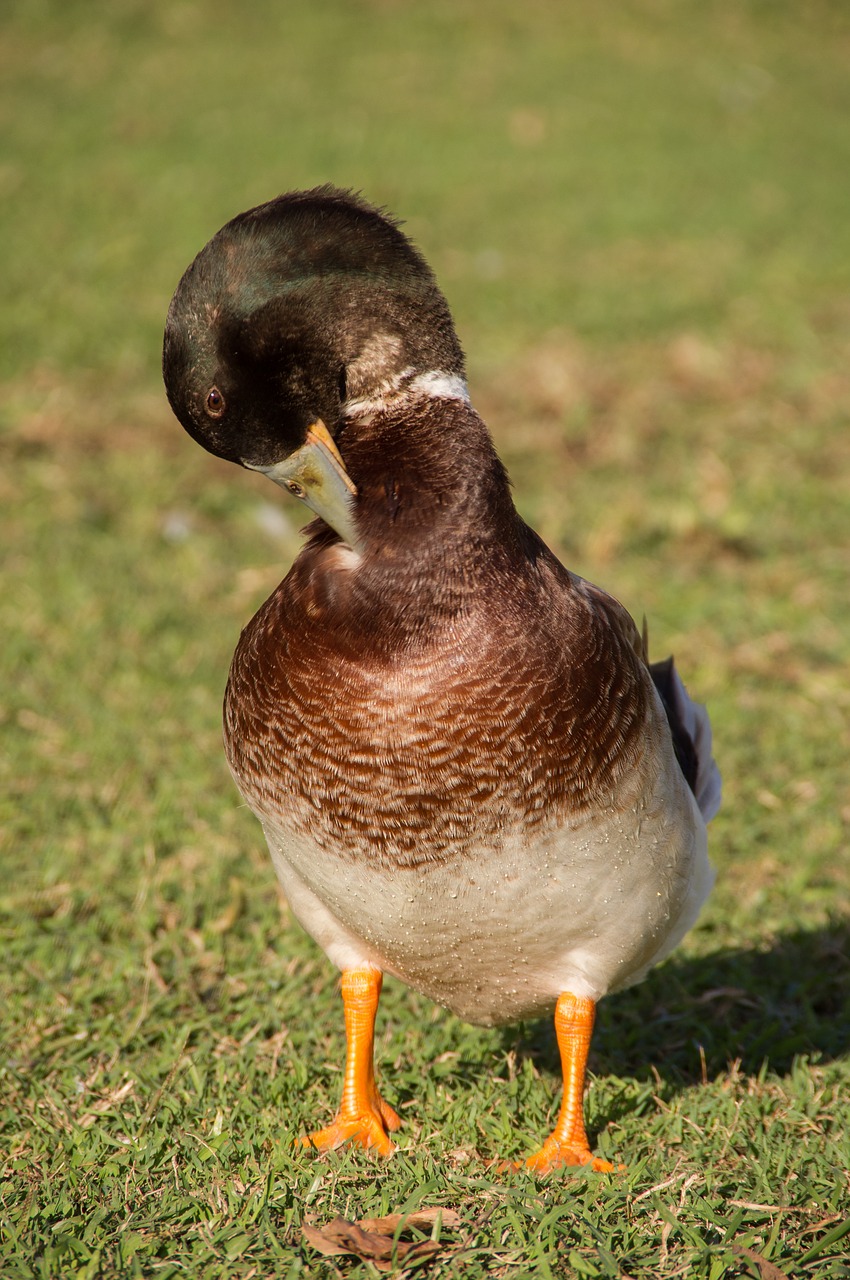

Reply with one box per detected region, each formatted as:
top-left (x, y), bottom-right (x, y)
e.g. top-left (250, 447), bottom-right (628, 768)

top-left (225, 563), bottom-right (654, 871)
top-left (223, 399), bottom-right (656, 870)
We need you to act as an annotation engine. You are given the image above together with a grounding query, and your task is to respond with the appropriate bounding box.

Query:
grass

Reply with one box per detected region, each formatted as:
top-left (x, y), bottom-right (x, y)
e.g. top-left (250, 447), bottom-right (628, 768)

top-left (2, 0), bottom-right (849, 1275)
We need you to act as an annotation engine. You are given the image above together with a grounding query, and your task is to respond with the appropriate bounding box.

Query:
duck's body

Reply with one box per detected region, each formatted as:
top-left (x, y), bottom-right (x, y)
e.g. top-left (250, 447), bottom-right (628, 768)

top-left (226, 397), bottom-right (712, 1025)
top-left (164, 187), bottom-right (719, 1171)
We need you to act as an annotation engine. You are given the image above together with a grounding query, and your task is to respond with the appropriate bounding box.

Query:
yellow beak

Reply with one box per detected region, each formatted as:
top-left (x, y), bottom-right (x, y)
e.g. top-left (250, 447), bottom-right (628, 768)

top-left (245, 421), bottom-right (361, 551)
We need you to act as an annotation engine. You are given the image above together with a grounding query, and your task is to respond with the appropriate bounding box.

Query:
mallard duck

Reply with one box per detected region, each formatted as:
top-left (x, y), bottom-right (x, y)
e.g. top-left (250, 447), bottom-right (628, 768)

top-left (162, 187), bottom-right (720, 1173)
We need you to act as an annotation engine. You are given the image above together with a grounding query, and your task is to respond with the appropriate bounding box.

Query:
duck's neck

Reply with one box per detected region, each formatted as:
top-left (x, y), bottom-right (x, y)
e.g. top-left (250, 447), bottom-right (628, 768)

top-left (298, 396), bottom-right (531, 635)
top-left (341, 396), bottom-right (523, 565)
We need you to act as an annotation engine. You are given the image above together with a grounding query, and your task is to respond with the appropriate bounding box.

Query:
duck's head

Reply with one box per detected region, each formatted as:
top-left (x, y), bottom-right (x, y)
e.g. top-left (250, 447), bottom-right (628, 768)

top-left (163, 186), bottom-right (466, 549)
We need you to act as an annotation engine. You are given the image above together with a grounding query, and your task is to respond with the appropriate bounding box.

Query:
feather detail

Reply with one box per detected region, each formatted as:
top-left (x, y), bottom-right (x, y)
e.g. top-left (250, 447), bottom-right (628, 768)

top-left (649, 656), bottom-right (721, 823)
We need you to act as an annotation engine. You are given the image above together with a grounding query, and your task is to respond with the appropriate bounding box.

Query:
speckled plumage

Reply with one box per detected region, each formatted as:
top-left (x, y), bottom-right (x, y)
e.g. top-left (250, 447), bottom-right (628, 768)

top-left (226, 400), bottom-right (652, 858)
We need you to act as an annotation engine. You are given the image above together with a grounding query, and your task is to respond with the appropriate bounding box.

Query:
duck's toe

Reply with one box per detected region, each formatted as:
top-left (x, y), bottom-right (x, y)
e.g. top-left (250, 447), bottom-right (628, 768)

top-left (375, 1091), bottom-right (402, 1133)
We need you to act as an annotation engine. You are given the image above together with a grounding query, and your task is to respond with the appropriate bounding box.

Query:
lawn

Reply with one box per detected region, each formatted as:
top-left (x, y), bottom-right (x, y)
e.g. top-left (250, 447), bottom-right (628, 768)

top-left (1, 1), bottom-right (849, 1276)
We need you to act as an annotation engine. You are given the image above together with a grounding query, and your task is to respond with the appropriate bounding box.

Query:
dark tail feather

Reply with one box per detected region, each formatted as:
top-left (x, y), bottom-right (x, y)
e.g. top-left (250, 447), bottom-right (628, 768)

top-left (650, 655), bottom-right (721, 823)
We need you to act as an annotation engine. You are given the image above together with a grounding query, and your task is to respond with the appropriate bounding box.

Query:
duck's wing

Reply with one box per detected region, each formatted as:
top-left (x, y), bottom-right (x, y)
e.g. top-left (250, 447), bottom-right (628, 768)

top-left (571, 574), bottom-right (721, 825)
top-left (648, 653), bottom-right (721, 824)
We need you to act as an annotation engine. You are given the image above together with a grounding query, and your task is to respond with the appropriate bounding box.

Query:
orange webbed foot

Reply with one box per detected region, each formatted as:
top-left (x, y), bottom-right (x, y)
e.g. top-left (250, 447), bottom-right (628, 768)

top-left (300, 1104), bottom-right (397, 1156)
top-left (299, 967), bottom-right (400, 1158)
top-left (524, 1139), bottom-right (622, 1176)
top-left (504, 990), bottom-right (625, 1177)
top-left (492, 1145), bottom-right (621, 1176)
top-left (299, 1085), bottom-right (401, 1155)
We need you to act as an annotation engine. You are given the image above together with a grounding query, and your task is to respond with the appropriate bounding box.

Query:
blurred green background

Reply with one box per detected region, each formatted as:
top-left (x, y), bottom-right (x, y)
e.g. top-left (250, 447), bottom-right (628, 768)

top-left (5, 0), bottom-right (850, 386)
top-left (2, 2), bottom-right (849, 1276)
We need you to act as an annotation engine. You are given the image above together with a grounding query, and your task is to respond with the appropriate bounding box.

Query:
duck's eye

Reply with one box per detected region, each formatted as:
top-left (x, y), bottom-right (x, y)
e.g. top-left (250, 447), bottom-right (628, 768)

top-left (205, 387), bottom-right (226, 418)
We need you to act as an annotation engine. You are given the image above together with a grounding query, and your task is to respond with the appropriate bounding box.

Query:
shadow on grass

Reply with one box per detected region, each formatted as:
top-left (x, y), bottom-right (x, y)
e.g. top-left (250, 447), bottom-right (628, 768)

top-left (501, 919), bottom-right (850, 1088)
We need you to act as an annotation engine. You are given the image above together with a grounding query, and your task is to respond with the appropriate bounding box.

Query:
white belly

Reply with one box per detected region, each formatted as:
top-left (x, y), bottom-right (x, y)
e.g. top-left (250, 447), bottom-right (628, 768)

top-left (257, 755), bottom-right (712, 1026)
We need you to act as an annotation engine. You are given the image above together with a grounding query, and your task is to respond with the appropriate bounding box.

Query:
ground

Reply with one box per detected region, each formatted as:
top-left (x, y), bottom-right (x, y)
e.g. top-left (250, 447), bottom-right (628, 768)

top-left (1, 2), bottom-right (849, 1276)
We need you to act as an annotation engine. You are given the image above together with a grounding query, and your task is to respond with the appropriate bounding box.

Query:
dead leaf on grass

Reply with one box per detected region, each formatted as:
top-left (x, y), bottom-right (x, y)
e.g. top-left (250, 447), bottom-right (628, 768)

top-left (359, 1208), bottom-right (461, 1235)
top-left (302, 1208), bottom-right (460, 1271)
top-left (731, 1244), bottom-right (791, 1280)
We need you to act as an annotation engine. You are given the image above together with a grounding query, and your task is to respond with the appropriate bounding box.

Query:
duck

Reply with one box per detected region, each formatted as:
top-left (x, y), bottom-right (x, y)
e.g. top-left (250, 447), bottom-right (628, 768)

top-left (162, 186), bottom-right (720, 1174)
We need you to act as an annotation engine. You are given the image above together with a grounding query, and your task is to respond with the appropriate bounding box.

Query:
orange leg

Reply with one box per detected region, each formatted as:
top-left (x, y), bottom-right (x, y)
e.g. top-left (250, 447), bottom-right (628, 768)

top-left (524, 992), bottom-right (619, 1174)
top-left (299, 967), bottom-right (401, 1156)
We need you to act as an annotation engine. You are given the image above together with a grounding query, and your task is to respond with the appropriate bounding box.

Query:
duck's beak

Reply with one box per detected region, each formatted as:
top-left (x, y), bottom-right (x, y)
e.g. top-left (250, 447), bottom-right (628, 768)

top-left (246, 421), bottom-right (361, 551)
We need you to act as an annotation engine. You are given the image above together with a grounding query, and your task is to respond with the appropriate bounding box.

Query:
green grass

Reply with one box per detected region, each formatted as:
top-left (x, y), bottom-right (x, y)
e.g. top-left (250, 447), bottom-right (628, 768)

top-left (2, 0), bottom-right (849, 1275)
